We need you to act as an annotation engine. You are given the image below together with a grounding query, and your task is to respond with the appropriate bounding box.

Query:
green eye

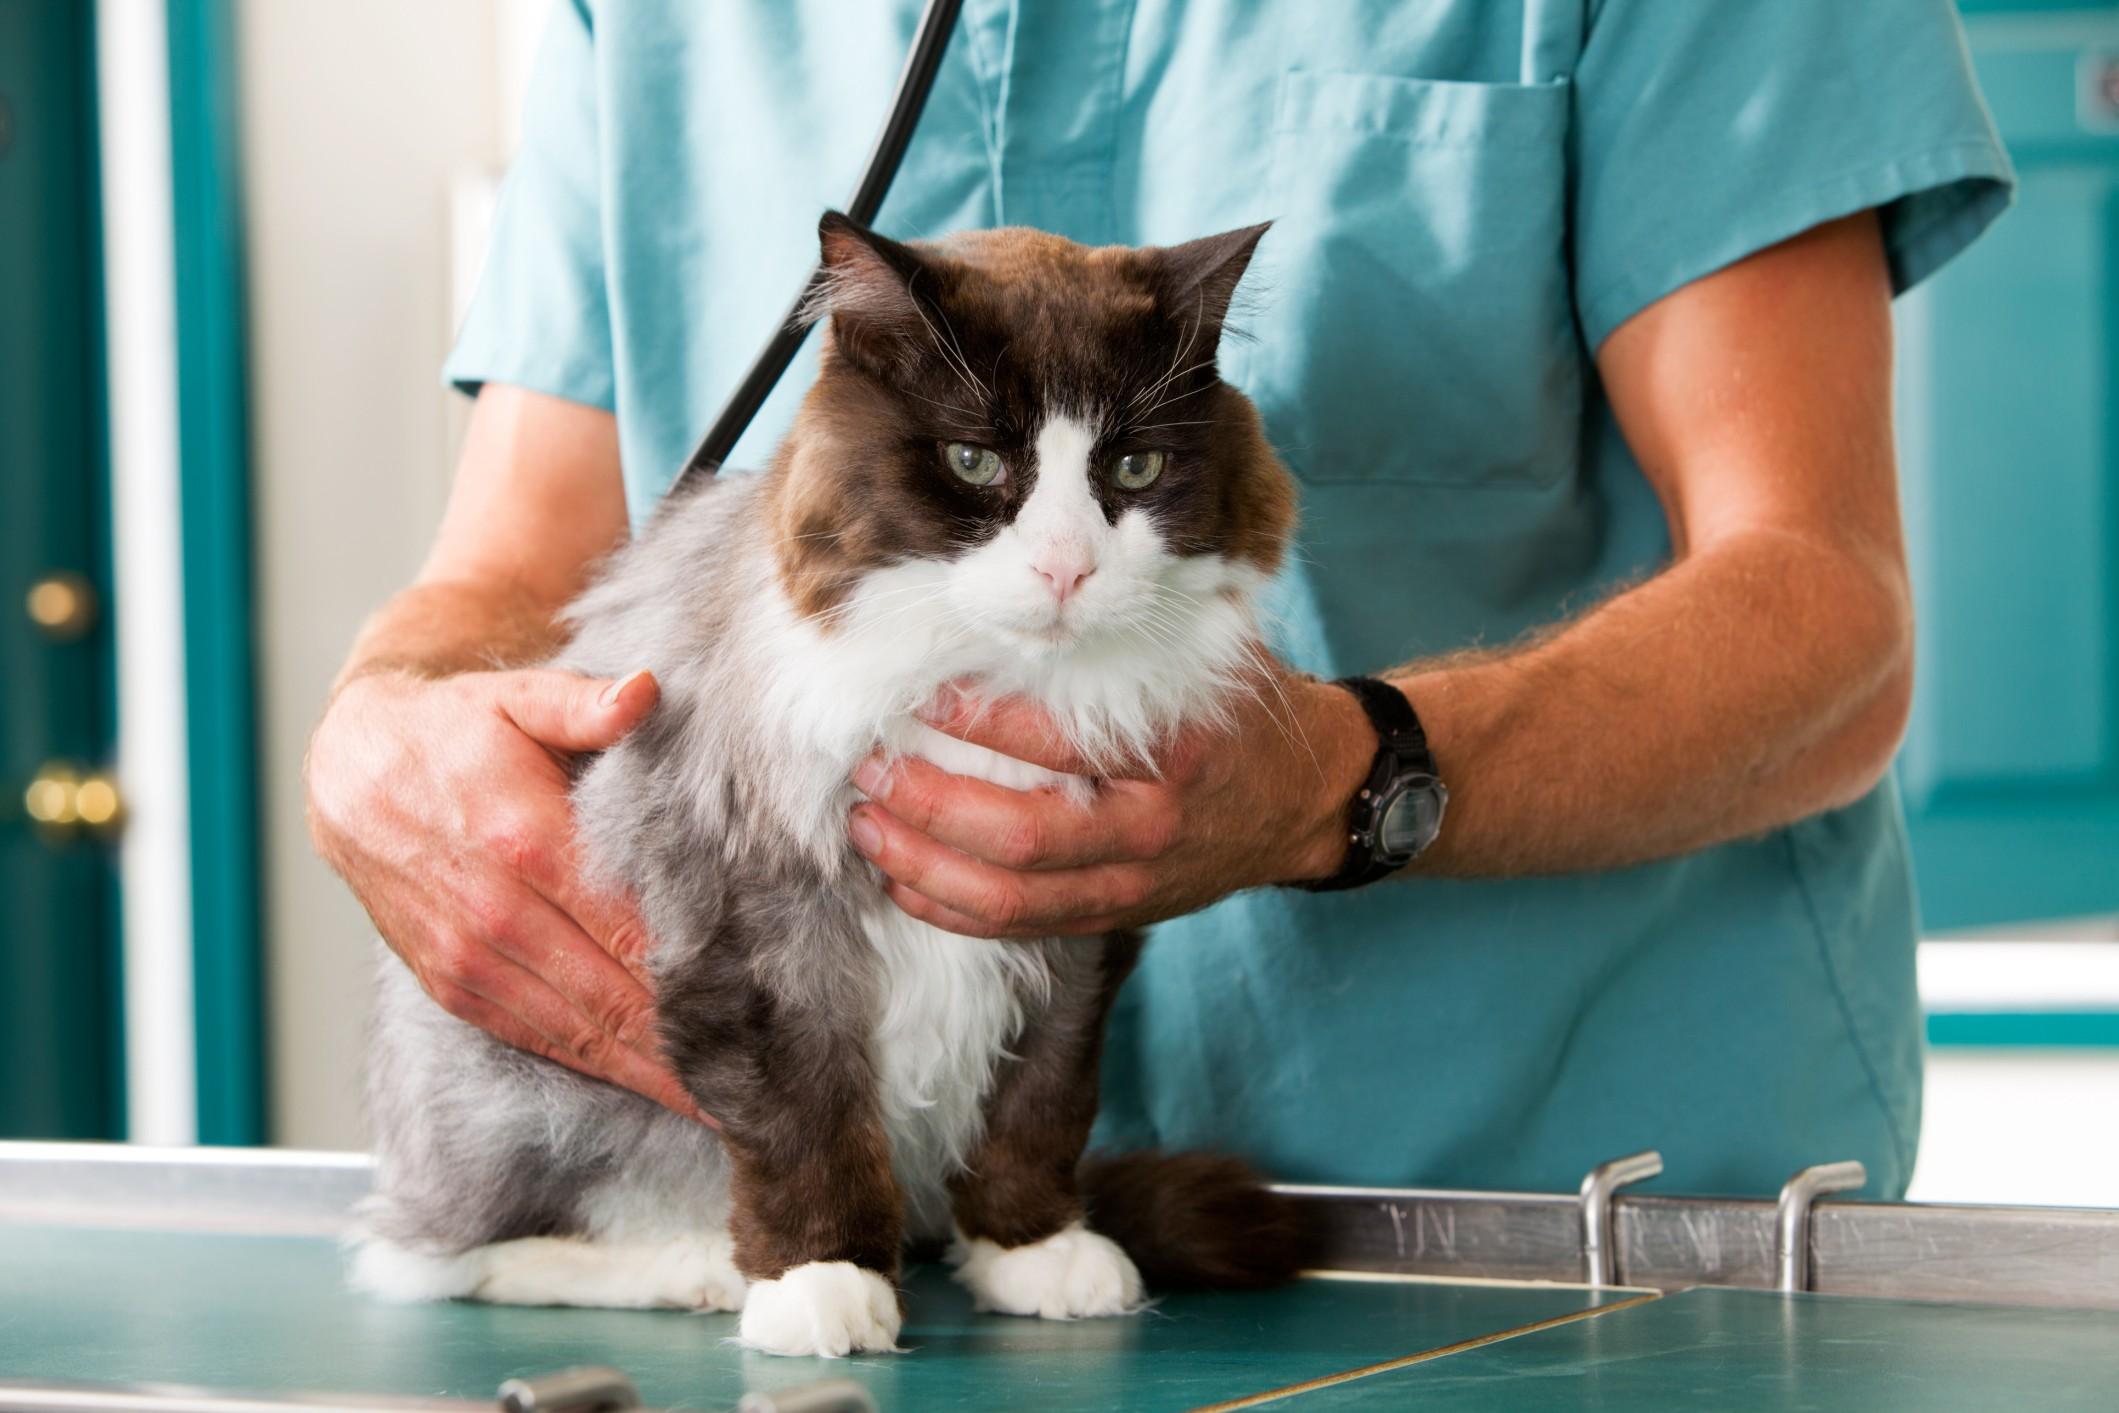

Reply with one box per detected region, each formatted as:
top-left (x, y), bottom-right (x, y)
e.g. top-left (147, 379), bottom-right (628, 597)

top-left (1112, 450), bottom-right (1166, 490)
top-left (944, 442), bottom-right (1004, 486)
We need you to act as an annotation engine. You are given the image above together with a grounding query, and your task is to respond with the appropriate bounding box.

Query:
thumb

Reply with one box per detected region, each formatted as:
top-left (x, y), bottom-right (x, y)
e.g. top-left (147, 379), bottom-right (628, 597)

top-left (492, 667), bottom-right (660, 753)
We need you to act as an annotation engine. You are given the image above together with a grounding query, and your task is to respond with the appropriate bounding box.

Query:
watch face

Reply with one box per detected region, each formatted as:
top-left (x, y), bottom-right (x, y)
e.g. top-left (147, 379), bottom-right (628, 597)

top-left (1377, 775), bottom-right (1447, 858)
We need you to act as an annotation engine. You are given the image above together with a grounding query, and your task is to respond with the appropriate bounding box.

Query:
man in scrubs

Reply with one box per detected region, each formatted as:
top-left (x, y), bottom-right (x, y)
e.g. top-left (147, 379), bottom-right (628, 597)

top-left (307, 2), bottom-right (2012, 1198)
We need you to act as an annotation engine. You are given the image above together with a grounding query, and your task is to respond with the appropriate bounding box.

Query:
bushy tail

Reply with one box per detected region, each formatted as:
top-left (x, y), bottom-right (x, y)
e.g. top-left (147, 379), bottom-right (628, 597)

top-left (1078, 1150), bottom-right (1315, 1290)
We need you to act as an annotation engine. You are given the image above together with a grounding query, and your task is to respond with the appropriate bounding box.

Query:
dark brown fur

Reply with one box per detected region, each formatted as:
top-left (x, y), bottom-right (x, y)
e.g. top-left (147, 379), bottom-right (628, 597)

top-left (947, 932), bottom-right (1145, 1248)
top-left (765, 215), bottom-right (1293, 620)
top-left (646, 851), bottom-right (908, 1287)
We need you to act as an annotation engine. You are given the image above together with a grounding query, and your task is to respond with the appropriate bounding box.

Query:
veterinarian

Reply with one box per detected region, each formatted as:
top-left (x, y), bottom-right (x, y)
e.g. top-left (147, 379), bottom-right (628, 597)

top-left (308, 2), bottom-right (2010, 1198)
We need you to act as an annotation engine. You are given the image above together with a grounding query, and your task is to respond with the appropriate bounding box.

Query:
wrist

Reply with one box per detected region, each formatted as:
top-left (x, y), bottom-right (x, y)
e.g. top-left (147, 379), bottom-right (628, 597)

top-left (1280, 674), bottom-right (1379, 884)
top-left (323, 657), bottom-right (444, 726)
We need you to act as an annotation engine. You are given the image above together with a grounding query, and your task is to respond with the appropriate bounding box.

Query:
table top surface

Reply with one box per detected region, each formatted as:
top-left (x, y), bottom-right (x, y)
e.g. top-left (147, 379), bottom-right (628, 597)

top-left (1306, 1285), bottom-right (2119, 1412)
top-left (7, 1220), bottom-right (2118, 1412)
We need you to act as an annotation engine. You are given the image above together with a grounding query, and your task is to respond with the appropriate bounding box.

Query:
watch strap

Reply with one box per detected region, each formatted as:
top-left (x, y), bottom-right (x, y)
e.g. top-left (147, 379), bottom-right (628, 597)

top-left (1297, 676), bottom-right (1439, 893)
top-left (1336, 674), bottom-right (1429, 762)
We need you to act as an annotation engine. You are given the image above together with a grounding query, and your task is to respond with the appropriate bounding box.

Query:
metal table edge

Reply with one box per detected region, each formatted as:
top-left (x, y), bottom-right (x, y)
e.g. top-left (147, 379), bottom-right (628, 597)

top-left (7, 1143), bottom-right (2119, 1310)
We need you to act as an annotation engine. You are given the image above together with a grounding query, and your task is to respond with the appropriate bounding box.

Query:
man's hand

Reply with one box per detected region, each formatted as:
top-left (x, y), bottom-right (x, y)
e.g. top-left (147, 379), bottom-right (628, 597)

top-left (846, 666), bottom-right (1374, 939)
top-left (306, 664), bottom-right (708, 1122)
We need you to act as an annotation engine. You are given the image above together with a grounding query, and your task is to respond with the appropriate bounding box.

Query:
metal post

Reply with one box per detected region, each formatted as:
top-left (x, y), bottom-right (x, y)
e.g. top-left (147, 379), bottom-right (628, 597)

top-left (496, 1370), bottom-right (639, 1413)
top-left (1774, 1161), bottom-right (1867, 1294)
top-left (1578, 1150), bottom-right (1663, 1287)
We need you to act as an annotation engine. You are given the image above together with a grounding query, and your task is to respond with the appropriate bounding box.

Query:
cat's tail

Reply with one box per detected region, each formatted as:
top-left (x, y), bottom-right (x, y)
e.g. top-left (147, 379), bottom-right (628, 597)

top-left (1078, 1149), bottom-right (1315, 1290)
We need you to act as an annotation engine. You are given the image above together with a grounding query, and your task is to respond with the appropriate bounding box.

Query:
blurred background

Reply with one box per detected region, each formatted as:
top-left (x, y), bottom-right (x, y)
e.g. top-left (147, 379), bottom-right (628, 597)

top-left (3, 0), bottom-right (2115, 1206)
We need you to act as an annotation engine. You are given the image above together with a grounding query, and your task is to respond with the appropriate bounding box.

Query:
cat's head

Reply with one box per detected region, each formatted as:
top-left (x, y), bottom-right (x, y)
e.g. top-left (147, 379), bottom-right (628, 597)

top-left (764, 213), bottom-right (1294, 680)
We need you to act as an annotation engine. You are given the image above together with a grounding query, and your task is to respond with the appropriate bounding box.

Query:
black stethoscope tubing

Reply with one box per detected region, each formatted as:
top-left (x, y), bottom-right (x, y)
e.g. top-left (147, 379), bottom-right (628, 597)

top-left (675, 0), bottom-right (965, 491)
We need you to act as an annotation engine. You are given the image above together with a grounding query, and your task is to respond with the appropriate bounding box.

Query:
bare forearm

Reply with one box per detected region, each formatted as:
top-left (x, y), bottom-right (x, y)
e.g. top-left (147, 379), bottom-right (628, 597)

top-left (1391, 530), bottom-right (1912, 877)
top-left (333, 578), bottom-right (568, 694)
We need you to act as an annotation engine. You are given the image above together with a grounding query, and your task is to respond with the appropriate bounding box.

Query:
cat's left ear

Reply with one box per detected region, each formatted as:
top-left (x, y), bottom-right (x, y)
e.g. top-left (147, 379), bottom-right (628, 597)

top-left (809, 210), bottom-right (938, 378)
top-left (1150, 221), bottom-right (1272, 345)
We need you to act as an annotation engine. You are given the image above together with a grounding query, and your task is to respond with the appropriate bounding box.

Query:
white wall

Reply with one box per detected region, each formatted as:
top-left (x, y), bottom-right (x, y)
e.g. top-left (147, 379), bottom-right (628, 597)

top-left (1909, 931), bottom-right (2119, 1208)
top-left (238, 0), bottom-right (546, 1148)
top-left (1912, 1051), bottom-right (2119, 1208)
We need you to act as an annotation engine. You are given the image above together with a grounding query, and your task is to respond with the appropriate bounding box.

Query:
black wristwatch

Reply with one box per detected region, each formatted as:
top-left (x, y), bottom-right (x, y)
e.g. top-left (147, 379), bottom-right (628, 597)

top-left (1296, 676), bottom-right (1449, 892)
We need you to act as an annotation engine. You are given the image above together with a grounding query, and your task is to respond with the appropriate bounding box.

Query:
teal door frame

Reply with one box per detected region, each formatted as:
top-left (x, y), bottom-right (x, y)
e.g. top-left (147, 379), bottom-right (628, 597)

top-left (0, 0), bottom-right (125, 1140)
top-left (167, 0), bottom-right (265, 1145)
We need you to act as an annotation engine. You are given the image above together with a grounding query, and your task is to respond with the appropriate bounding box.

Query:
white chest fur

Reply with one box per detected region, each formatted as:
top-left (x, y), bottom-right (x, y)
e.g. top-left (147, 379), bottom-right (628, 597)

top-left (862, 721), bottom-right (1062, 1236)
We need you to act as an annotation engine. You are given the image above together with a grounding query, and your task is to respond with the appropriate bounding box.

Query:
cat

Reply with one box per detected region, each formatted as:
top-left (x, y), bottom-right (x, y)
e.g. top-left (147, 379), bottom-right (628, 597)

top-left (354, 211), bottom-right (1307, 1357)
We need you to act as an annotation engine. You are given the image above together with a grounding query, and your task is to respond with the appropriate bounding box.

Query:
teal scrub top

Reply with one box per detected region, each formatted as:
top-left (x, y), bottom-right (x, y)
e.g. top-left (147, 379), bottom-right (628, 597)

top-left (447, 1), bottom-right (2013, 1199)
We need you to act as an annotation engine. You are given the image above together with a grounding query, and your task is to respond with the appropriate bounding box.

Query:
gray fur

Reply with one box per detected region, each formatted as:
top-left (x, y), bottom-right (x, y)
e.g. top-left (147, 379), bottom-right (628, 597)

top-left (363, 476), bottom-right (910, 1259)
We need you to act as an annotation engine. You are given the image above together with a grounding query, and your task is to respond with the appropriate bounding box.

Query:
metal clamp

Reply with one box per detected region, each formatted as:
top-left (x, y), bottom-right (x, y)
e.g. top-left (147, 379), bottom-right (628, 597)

top-left (1578, 1150), bottom-right (1663, 1287)
top-left (736, 1383), bottom-right (879, 1413)
top-left (497, 1369), bottom-right (640, 1413)
top-left (1774, 1160), bottom-right (1867, 1293)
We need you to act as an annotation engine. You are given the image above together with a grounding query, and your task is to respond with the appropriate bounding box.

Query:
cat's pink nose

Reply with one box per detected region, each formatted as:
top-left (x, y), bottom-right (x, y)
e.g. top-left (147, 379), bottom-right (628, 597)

top-left (1033, 553), bottom-right (1096, 603)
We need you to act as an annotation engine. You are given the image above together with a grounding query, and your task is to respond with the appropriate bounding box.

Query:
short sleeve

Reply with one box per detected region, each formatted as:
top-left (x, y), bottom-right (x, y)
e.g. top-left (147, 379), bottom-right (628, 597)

top-left (443, 0), bottom-right (615, 410)
top-left (1572, 0), bottom-right (2015, 352)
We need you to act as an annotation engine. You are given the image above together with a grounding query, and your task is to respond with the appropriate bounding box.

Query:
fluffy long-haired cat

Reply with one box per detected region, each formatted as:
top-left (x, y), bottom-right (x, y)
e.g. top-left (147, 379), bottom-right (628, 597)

top-left (356, 212), bottom-right (1307, 1357)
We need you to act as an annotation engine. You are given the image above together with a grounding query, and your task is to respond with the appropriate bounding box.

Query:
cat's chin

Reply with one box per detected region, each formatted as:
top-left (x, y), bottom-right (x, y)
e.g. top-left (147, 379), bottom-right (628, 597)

top-left (978, 598), bottom-right (1167, 661)
top-left (986, 620), bottom-right (1080, 659)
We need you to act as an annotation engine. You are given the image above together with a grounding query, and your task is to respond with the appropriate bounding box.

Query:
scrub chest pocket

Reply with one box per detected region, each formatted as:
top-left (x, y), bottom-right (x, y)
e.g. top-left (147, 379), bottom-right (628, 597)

top-left (1237, 72), bottom-right (1580, 488)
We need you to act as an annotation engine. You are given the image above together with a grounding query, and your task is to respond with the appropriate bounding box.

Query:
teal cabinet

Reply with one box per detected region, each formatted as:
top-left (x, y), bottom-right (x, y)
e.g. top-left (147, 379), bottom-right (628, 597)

top-left (1895, 8), bottom-right (2119, 929)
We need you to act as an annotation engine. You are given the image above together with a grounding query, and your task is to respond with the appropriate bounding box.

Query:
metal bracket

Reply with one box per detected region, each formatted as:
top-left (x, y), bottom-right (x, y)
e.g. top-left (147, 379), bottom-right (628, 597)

top-left (736, 1382), bottom-right (879, 1413)
top-left (1578, 1150), bottom-right (1663, 1287)
top-left (497, 1369), bottom-right (640, 1413)
top-left (1774, 1160), bottom-right (1867, 1293)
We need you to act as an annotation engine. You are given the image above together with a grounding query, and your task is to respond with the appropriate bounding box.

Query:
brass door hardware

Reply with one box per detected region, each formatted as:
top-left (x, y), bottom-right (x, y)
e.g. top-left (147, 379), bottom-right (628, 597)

top-left (21, 761), bottom-right (124, 841)
top-left (24, 572), bottom-right (99, 642)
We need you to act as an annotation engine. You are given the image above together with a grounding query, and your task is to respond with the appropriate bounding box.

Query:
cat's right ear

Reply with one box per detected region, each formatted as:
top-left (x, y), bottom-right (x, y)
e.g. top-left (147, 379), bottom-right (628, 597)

top-left (807, 211), bottom-right (934, 378)
top-left (1150, 221), bottom-right (1272, 349)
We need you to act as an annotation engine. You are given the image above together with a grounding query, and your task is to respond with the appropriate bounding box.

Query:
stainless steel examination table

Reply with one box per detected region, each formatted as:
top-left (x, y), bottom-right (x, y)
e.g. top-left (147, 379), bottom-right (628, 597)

top-left (4, 1143), bottom-right (2117, 1411)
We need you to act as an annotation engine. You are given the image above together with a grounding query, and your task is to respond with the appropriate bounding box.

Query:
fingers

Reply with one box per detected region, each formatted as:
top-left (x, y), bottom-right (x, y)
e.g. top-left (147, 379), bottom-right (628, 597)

top-left (492, 667), bottom-right (659, 754)
top-left (849, 800), bottom-right (1152, 937)
top-left (460, 712), bottom-right (661, 987)
top-left (883, 881), bottom-right (1119, 940)
top-left (498, 804), bottom-right (660, 989)
top-left (917, 689), bottom-right (1113, 777)
top-left (427, 880), bottom-right (710, 1125)
top-left (553, 881), bottom-right (660, 990)
top-left (473, 888), bottom-right (665, 1055)
top-left (853, 754), bottom-right (1175, 871)
top-left (440, 954), bottom-right (708, 1124)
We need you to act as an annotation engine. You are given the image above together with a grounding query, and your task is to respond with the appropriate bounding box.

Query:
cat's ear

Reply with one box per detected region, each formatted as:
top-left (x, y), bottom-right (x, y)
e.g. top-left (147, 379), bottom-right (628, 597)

top-left (809, 210), bottom-right (936, 377)
top-left (1150, 221), bottom-right (1272, 346)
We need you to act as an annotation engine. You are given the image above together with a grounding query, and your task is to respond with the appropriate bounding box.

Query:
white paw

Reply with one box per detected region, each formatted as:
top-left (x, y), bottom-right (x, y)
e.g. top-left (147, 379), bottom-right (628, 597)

top-left (950, 1222), bottom-right (1144, 1320)
top-left (737, 1261), bottom-right (901, 1357)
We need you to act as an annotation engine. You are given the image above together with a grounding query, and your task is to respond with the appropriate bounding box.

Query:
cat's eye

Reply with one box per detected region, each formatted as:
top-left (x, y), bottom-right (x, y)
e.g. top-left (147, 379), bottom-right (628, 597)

top-left (1111, 450), bottom-right (1166, 490)
top-left (944, 442), bottom-right (1004, 486)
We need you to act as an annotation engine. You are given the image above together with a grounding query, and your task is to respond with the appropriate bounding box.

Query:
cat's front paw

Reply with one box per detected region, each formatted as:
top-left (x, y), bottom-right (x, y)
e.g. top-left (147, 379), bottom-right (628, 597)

top-left (737, 1261), bottom-right (902, 1357)
top-left (950, 1221), bottom-right (1145, 1320)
